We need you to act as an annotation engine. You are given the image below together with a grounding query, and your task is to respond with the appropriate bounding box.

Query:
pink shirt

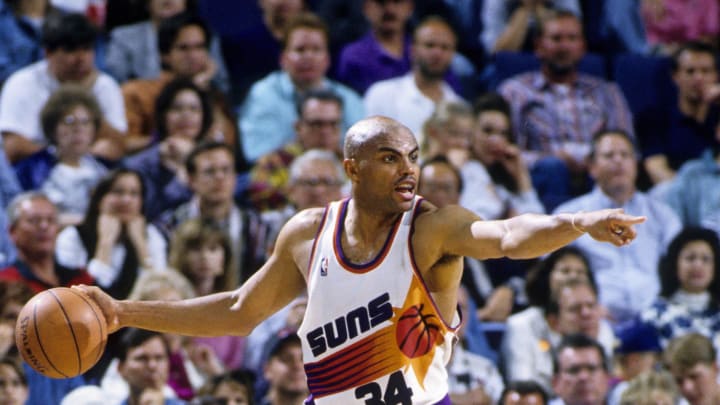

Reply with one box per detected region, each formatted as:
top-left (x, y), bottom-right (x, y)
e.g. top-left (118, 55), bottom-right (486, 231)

top-left (641, 0), bottom-right (720, 46)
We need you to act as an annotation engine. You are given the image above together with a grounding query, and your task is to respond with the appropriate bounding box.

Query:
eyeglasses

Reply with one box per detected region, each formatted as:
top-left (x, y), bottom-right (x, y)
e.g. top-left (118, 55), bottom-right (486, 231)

top-left (561, 363), bottom-right (603, 376)
top-left (294, 177), bottom-right (343, 188)
top-left (60, 115), bottom-right (93, 128)
top-left (301, 119), bottom-right (340, 131)
top-left (198, 165), bottom-right (234, 178)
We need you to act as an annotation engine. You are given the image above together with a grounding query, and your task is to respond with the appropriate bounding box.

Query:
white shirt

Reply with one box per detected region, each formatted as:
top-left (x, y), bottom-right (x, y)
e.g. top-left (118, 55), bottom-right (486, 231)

top-left (0, 60), bottom-right (127, 143)
top-left (363, 73), bottom-right (462, 142)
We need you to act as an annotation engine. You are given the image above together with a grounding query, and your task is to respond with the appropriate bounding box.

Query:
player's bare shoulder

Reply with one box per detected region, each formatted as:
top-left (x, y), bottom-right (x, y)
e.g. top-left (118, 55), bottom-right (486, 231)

top-left (413, 199), bottom-right (480, 235)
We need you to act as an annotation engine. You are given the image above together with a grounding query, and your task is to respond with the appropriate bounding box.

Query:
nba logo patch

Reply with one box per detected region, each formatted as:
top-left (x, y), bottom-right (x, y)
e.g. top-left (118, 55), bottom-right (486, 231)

top-left (320, 257), bottom-right (328, 276)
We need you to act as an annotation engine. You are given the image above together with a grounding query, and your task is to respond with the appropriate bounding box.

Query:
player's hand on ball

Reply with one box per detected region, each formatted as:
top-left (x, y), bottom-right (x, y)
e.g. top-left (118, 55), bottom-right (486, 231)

top-left (72, 285), bottom-right (121, 333)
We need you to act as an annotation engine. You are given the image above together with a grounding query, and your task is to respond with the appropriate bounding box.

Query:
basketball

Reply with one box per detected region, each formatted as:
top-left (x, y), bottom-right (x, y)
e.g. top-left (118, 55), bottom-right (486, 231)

top-left (14, 287), bottom-right (107, 379)
top-left (396, 304), bottom-right (441, 358)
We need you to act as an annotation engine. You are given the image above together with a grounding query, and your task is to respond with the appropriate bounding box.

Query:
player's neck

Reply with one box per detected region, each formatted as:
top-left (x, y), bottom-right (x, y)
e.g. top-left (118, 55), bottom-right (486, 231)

top-left (345, 200), bottom-right (401, 245)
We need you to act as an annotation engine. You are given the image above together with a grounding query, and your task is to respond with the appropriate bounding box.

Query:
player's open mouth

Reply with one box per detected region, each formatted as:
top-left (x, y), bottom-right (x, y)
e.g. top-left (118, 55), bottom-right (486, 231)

top-left (394, 183), bottom-right (415, 200)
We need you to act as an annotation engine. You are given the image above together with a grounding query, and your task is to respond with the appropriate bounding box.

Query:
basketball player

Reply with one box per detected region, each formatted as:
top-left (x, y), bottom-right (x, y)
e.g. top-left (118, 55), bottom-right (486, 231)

top-left (76, 116), bottom-right (645, 404)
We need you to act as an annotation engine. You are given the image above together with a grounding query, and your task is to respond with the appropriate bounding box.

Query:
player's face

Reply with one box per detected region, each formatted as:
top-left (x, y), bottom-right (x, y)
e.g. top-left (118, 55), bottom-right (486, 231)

top-left (0, 363), bottom-right (27, 405)
top-left (100, 174), bottom-right (143, 221)
top-left (412, 21), bottom-right (455, 80)
top-left (119, 336), bottom-right (170, 391)
top-left (189, 148), bottom-right (236, 204)
top-left (165, 89), bottom-right (204, 140)
top-left (296, 99), bottom-right (342, 152)
top-left (552, 347), bottom-right (608, 405)
top-left (672, 362), bottom-right (720, 405)
top-left (673, 50), bottom-right (718, 103)
top-left (589, 134), bottom-right (637, 197)
top-left (350, 129), bottom-right (419, 213)
top-left (54, 105), bottom-right (96, 159)
top-left (281, 28), bottom-right (330, 88)
top-left (677, 240), bottom-right (715, 294)
top-left (10, 198), bottom-right (58, 257)
top-left (536, 17), bottom-right (585, 75)
top-left (163, 25), bottom-right (209, 77)
top-left (47, 47), bottom-right (95, 83)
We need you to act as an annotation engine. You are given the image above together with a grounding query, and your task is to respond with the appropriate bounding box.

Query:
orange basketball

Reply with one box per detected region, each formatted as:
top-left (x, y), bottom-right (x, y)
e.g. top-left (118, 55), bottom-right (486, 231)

top-left (395, 304), bottom-right (441, 358)
top-left (14, 287), bottom-right (107, 379)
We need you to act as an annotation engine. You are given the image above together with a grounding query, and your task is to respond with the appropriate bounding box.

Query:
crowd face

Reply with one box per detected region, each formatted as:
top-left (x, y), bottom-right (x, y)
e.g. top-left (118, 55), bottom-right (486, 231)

top-left (213, 379), bottom-right (251, 405)
top-left (364, 0), bottom-right (413, 36)
top-left (47, 47), bottom-right (95, 83)
top-left (189, 148), bottom-right (236, 205)
top-left (677, 240), bottom-right (715, 294)
top-left (289, 158), bottom-right (344, 210)
top-left (259, 0), bottom-right (304, 28)
top-left (99, 173), bottom-right (143, 222)
top-left (264, 341), bottom-right (307, 398)
top-left (281, 27), bottom-right (330, 89)
top-left (412, 20), bottom-right (456, 81)
top-left (673, 50), bottom-right (718, 105)
top-left (552, 347), bottom-right (608, 405)
top-left (164, 25), bottom-right (210, 77)
top-left (589, 133), bottom-right (637, 199)
top-left (165, 89), bottom-right (204, 140)
top-left (118, 336), bottom-right (170, 392)
top-left (472, 110), bottom-right (512, 165)
top-left (549, 254), bottom-right (590, 293)
top-left (10, 198), bottom-right (59, 259)
top-left (502, 391), bottom-right (546, 405)
top-left (149, 0), bottom-right (186, 20)
top-left (296, 99), bottom-right (342, 152)
top-left (185, 242), bottom-right (225, 282)
top-left (672, 362), bottom-right (720, 405)
top-left (536, 16), bottom-right (585, 77)
top-left (418, 162), bottom-right (460, 209)
top-left (430, 116), bottom-right (472, 155)
top-left (0, 363), bottom-right (27, 405)
top-left (54, 105), bottom-right (96, 160)
top-left (556, 284), bottom-right (600, 338)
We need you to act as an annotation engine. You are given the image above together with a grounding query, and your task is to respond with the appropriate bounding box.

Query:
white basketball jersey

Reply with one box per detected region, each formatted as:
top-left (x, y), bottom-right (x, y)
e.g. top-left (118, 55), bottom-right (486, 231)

top-left (298, 197), bottom-right (459, 405)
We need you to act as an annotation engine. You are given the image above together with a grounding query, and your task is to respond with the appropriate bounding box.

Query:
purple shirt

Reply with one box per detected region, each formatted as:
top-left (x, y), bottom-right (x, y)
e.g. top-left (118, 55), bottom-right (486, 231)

top-left (335, 32), bottom-right (411, 95)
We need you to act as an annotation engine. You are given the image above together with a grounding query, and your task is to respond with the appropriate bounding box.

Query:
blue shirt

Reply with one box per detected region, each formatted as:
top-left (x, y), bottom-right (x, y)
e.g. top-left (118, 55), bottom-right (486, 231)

top-left (554, 187), bottom-right (681, 323)
top-left (664, 149), bottom-right (720, 228)
top-left (0, 144), bottom-right (19, 267)
top-left (23, 363), bottom-right (84, 405)
top-left (0, 0), bottom-right (43, 85)
top-left (239, 71), bottom-right (365, 163)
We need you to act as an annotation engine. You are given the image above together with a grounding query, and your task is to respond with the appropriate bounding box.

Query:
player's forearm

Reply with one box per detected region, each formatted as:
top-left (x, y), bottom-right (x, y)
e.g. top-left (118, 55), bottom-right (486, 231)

top-left (116, 291), bottom-right (249, 337)
top-left (495, 212), bottom-right (583, 259)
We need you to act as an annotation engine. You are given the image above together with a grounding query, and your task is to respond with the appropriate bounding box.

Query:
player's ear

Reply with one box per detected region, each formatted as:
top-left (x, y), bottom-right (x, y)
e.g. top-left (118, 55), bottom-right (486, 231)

top-left (343, 158), bottom-right (358, 181)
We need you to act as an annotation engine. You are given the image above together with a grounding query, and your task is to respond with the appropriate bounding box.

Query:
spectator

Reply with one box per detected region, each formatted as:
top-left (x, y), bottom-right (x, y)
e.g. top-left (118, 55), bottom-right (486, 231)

top-left (155, 142), bottom-right (269, 283)
top-left (0, 13), bottom-right (127, 163)
top-left (499, 380), bottom-right (549, 405)
top-left (640, 0), bottom-right (719, 56)
top-left (551, 334), bottom-right (610, 405)
top-left (503, 279), bottom-right (615, 395)
top-left (553, 129), bottom-right (681, 323)
top-left (258, 333), bottom-right (307, 405)
top-left (239, 12), bottom-right (364, 163)
top-left (607, 320), bottom-right (663, 405)
top-left (642, 42), bottom-right (720, 188)
top-left (0, 281), bottom-right (33, 360)
top-left (499, 10), bottom-right (633, 210)
top-left (0, 357), bottom-right (28, 405)
top-left (664, 333), bottom-right (720, 405)
top-left (105, 0), bottom-right (229, 89)
top-left (13, 85), bottom-right (108, 226)
top-left (460, 92), bottom-right (544, 220)
top-left (335, 0), bottom-right (414, 94)
top-left (0, 142), bottom-right (22, 267)
top-left (421, 100), bottom-right (473, 168)
top-left (0, 192), bottom-right (94, 293)
top-left (121, 11), bottom-right (236, 153)
top-left (123, 78), bottom-right (212, 219)
top-left (481, 0), bottom-right (581, 53)
top-left (640, 227), bottom-right (720, 352)
top-left (193, 369), bottom-right (255, 405)
top-left (364, 15), bottom-right (463, 140)
top-left (248, 89), bottom-right (344, 211)
top-left (618, 369), bottom-right (680, 405)
top-left (55, 169), bottom-right (167, 299)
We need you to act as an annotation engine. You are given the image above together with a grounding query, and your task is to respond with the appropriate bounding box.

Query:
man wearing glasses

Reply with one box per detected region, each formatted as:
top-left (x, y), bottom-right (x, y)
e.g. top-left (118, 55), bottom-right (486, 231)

top-left (551, 334), bottom-right (610, 405)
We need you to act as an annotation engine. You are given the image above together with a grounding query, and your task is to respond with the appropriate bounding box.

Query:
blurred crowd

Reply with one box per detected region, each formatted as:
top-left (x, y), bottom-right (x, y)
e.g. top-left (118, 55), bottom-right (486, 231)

top-left (2, 0), bottom-right (720, 404)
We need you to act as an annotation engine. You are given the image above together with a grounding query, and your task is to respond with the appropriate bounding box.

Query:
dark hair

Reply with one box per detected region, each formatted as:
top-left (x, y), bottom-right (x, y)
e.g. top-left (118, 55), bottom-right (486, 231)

top-left (420, 155), bottom-right (464, 194)
top-left (76, 169), bottom-right (146, 298)
top-left (184, 141), bottom-right (235, 176)
top-left (499, 380), bottom-right (548, 404)
top-left (659, 227), bottom-right (720, 302)
top-left (154, 78), bottom-right (213, 141)
top-left (42, 13), bottom-right (97, 51)
top-left (0, 357), bottom-right (26, 387)
top-left (537, 9), bottom-right (583, 38)
top-left (117, 328), bottom-right (168, 362)
top-left (671, 41), bottom-right (718, 72)
top-left (41, 85), bottom-right (102, 144)
top-left (588, 129), bottom-right (637, 162)
top-left (157, 11), bottom-right (211, 57)
top-left (412, 14), bottom-right (457, 44)
top-left (281, 12), bottom-right (329, 51)
top-left (0, 280), bottom-right (34, 311)
top-left (553, 333), bottom-right (608, 375)
top-left (195, 368), bottom-right (256, 405)
top-left (525, 246), bottom-right (593, 308)
top-left (295, 89), bottom-right (343, 116)
top-left (472, 92), bottom-right (512, 130)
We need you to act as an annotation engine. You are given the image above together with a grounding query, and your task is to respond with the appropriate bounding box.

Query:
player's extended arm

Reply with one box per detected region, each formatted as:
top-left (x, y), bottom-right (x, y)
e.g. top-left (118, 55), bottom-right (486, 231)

top-left (441, 207), bottom-right (646, 260)
top-left (75, 211), bottom-right (315, 337)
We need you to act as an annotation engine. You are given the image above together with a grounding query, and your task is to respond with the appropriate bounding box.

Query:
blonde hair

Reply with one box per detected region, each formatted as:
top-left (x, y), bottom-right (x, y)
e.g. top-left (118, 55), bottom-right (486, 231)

top-left (128, 270), bottom-right (196, 301)
top-left (619, 370), bottom-right (679, 405)
top-left (420, 101), bottom-right (473, 158)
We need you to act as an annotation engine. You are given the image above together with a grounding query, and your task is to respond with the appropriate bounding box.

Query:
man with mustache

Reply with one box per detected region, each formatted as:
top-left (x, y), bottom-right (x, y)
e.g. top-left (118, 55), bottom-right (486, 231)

top-left (499, 10), bottom-right (634, 212)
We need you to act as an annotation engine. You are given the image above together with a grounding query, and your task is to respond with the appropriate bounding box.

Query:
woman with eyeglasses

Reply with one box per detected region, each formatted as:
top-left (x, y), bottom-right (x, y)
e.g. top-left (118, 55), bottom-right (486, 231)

top-left (13, 85), bottom-right (109, 226)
